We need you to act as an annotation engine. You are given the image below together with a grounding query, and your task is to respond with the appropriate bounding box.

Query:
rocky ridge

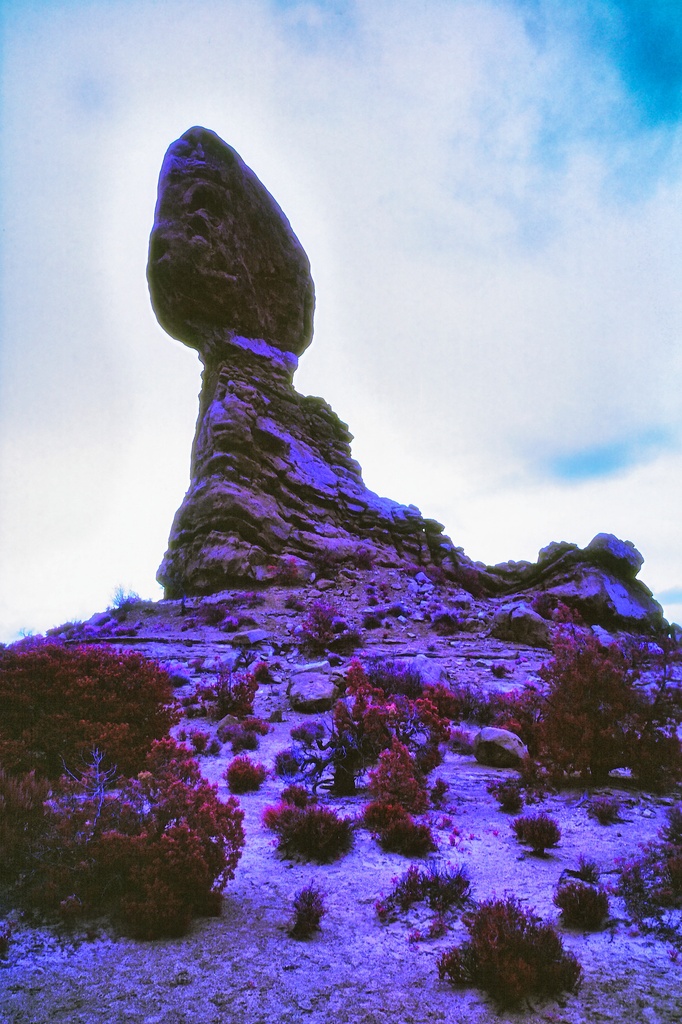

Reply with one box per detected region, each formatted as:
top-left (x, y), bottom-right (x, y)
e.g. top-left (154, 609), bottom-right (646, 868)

top-left (147, 126), bottom-right (665, 634)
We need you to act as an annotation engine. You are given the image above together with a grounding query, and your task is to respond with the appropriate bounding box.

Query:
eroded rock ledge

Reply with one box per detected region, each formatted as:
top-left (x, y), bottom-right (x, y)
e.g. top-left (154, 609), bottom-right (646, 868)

top-left (147, 126), bottom-right (665, 633)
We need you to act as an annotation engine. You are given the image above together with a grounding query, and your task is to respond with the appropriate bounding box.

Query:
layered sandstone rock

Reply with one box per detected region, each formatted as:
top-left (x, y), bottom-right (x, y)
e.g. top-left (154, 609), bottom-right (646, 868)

top-left (147, 127), bottom-right (665, 633)
top-left (486, 533), bottom-right (664, 631)
top-left (148, 127), bottom-right (464, 596)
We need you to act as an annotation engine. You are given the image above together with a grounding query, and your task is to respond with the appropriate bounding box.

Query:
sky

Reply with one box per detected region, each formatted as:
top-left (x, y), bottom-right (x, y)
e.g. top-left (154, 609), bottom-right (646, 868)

top-left (1, 0), bottom-right (682, 641)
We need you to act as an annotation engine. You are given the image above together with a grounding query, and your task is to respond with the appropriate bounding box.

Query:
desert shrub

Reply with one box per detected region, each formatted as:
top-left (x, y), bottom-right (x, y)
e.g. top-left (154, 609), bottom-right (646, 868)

top-left (271, 556), bottom-right (306, 586)
top-left (516, 755), bottom-right (554, 802)
top-left (224, 756), bottom-right (268, 794)
top-left (290, 722), bottom-right (325, 745)
top-left (281, 784), bottom-right (311, 808)
top-left (430, 778), bottom-right (449, 808)
top-left (554, 881), bottom-right (609, 929)
top-left (0, 641), bottom-right (178, 778)
top-left (617, 802), bottom-right (682, 944)
top-left (512, 813), bottom-right (561, 855)
top-left (431, 611), bottom-right (461, 636)
top-left (661, 803), bottom-right (682, 846)
top-left (198, 603), bottom-right (227, 626)
top-left (211, 669), bottom-right (258, 719)
top-left (538, 628), bottom-right (682, 787)
top-left (289, 882), bottom-right (326, 939)
top-left (487, 778), bottom-right (523, 813)
top-left (241, 716), bottom-right (270, 735)
top-left (363, 800), bottom-right (407, 832)
top-left (587, 795), bottom-right (621, 825)
top-left (376, 810), bottom-right (436, 857)
top-left (376, 862), bottom-right (471, 925)
top-left (0, 920), bottom-right (12, 957)
top-left (366, 660), bottom-right (423, 699)
top-left (230, 729), bottom-right (259, 753)
top-left (274, 748), bottom-right (303, 779)
top-left (449, 727), bottom-right (476, 754)
top-left (300, 601), bottom-right (338, 653)
top-left (293, 661), bottom-right (450, 796)
top-left (422, 683), bottom-right (462, 721)
top-left (110, 586), bottom-right (142, 612)
top-left (368, 739), bottom-right (428, 813)
top-left (20, 739), bottom-right (245, 938)
top-left (363, 611), bottom-right (383, 630)
top-left (263, 803), bottom-right (354, 863)
top-left (575, 854), bottom-right (600, 884)
top-left (0, 768), bottom-right (50, 879)
top-left (188, 730), bottom-right (210, 754)
top-left (437, 895), bottom-right (582, 1007)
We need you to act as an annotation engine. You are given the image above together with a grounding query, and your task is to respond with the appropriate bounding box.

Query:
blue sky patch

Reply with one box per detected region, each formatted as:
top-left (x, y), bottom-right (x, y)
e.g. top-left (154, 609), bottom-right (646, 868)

top-left (545, 429), bottom-right (673, 482)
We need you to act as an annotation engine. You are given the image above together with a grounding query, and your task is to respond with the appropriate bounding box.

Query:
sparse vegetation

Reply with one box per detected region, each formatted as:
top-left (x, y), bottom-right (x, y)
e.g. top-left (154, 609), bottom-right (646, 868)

top-left (512, 812), bottom-right (561, 855)
top-left (438, 895), bottom-right (582, 1006)
top-left (289, 882), bottom-right (326, 938)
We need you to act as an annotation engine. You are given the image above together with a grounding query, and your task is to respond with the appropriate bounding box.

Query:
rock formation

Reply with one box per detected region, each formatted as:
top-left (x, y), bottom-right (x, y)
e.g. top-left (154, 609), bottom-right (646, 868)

top-left (147, 126), bottom-right (665, 633)
top-left (486, 533), bottom-right (664, 632)
top-left (148, 127), bottom-right (464, 596)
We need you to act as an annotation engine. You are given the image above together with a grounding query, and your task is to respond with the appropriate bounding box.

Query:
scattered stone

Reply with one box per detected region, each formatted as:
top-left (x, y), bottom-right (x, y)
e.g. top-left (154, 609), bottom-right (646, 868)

top-left (287, 672), bottom-right (338, 713)
top-left (232, 628), bottom-right (269, 645)
top-left (490, 604), bottom-right (550, 648)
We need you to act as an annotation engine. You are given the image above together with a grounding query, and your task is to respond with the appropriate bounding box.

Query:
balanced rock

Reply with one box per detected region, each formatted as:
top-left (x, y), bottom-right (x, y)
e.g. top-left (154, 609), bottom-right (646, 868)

top-left (148, 126), bottom-right (314, 356)
top-left (148, 127), bottom-right (472, 596)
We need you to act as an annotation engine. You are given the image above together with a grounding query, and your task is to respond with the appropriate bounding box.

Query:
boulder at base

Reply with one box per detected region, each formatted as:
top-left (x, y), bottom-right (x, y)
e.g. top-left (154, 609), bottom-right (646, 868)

top-left (474, 727), bottom-right (528, 768)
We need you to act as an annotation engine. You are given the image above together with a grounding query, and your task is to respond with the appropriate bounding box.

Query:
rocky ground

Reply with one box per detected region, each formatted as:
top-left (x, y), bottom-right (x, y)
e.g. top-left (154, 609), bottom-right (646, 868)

top-left (2, 566), bottom-right (682, 1023)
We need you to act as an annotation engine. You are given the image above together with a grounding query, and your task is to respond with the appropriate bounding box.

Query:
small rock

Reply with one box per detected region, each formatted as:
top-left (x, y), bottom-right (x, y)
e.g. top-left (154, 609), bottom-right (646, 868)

top-left (232, 628), bottom-right (269, 645)
top-left (287, 673), bottom-right (338, 713)
top-left (490, 604), bottom-right (550, 647)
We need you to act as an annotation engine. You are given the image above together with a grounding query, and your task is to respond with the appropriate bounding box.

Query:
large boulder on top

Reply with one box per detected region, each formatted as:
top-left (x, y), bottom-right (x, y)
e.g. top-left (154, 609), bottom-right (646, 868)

top-left (147, 125), bottom-right (315, 358)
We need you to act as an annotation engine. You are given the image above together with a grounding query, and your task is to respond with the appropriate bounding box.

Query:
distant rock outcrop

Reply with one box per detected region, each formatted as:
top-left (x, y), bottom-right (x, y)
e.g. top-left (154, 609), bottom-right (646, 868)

top-left (486, 533), bottom-right (664, 632)
top-left (147, 127), bottom-right (665, 634)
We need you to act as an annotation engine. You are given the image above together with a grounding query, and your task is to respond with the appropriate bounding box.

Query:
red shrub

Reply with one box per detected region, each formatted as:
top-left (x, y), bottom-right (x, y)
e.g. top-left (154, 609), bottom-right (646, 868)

top-left (487, 778), bottom-right (523, 813)
top-left (512, 813), bottom-right (561, 855)
top-left (422, 683), bottom-right (461, 720)
top-left (438, 895), bottom-right (582, 1007)
top-left (554, 881), bottom-right (609, 929)
top-left (377, 813), bottom-right (436, 857)
top-left (21, 739), bottom-right (245, 937)
top-left (224, 756), bottom-right (268, 794)
top-left (368, 738), bottom-right (428, 813)
top-left (539, 628), bottom-right (682, 787)
top-left (212, 669), bottom-right (259, 719)
top-left (363, 800), bottom-right (408, 832)
top-left (0, 767), bottom-right (50, 878)
top-left (289, 882), bottom-right (326, 939)
top-left (430, 778), bottom-right (449, 808)
top-left (0, 641), bottom-right (178, 778)
top-left (262, 802), bottom-right (353, 862)
top-left (587, 795), bottom-right (621, 825)
top-left (300, 600), bottom-right (338, 652)
top-left (281, 784), bottom-right (311, 808)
